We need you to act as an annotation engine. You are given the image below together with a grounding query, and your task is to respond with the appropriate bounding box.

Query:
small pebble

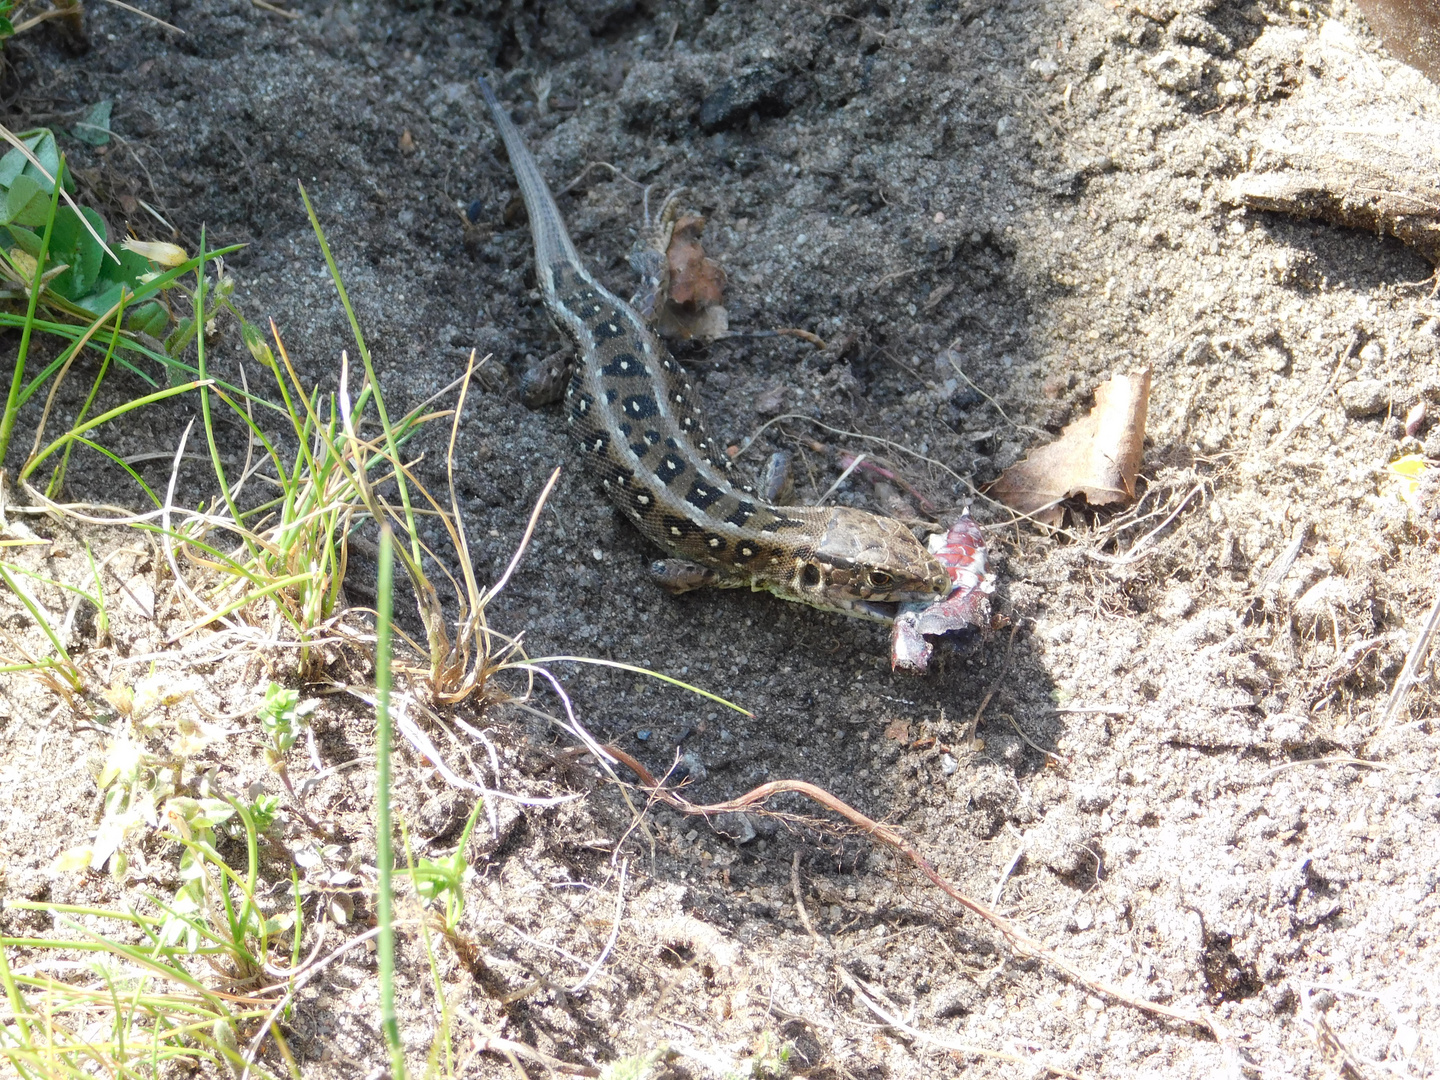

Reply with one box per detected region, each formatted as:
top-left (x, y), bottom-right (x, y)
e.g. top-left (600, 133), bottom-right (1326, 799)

top-left (1030, 57), bottom-right (1060, 80)
top-left (1338, 378), bottom-right (1388, 418)
top-left (712, 812), bottom-right (756, 844)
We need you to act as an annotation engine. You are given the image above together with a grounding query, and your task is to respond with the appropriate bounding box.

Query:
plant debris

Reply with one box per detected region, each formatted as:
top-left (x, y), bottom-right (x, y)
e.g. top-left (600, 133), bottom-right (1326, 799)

top-left (653, 213), bottom-right (729, 341)
top-left (987, 368), bottom-right (1151, 527)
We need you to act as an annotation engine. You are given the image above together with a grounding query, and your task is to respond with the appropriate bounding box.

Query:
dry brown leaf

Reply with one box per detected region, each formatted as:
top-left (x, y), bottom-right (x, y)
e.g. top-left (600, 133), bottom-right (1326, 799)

top-left (655, 214), bottom-right (729, 340)
top-left (1351, 0), bottom-right (1440, 84)
top-left (987, 368), bottom-right (1151, 527)
top-left (666, 215), bottom-right (726, 307)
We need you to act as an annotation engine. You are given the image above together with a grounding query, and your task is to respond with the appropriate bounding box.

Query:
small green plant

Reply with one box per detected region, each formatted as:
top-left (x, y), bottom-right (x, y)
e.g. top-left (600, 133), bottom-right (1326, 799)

top-left (257, 681), bottom-right (317, 763)
top-left (602, 1048), bottom-right (670, 1080)
top-left (727, 1031), bottom-right (793, 1079)
top-left (243, 789), bottom-right (283, 835)
top-left (0, 130), bottom-right (166, 328)
top-left (155, 794), bottom-right (271, 955)
top-left (87, 724), bottom-right (180, 876)
top-left (0, 124), bottom-right (248, 488)
top-left (407, 796), bottom-right (486, 935)
top-left (69, 99), bottom-right (113, 147)
top-left (3, 777), bottom-right (291, 1079)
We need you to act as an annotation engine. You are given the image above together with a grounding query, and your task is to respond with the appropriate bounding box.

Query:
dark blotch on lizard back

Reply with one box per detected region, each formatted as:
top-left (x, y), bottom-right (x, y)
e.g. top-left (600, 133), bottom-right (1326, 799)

top-left (685, 480), bottom-right (722, 511)
top-left (601, 352), bottom-right (644, 377)
top-left (655, 455), bottom-right (686, 484)
top-left (726, 501), bottom-right (756, 527)
top-left (663, 514), bottom-right (699, 539)
top-left (623, 394), bottom-right (659, 419)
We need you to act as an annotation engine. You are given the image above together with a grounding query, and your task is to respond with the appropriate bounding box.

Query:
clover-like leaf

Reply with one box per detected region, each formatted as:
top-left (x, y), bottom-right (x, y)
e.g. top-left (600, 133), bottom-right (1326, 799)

top-left (44, 205), bottom-right (107, 300)
top-left (73, 101), bottom-right (113, 147)
top-left (4, 173), bottom-right (50, 227)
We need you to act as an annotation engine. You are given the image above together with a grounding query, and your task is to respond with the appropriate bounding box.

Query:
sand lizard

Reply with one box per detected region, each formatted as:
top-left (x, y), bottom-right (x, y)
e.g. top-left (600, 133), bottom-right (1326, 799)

top-left (479, 77), bottom-right (950, 620)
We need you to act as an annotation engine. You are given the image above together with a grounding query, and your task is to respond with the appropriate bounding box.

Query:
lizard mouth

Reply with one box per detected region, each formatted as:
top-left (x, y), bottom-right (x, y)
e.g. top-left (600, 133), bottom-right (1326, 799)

top-left (855, 600), bottom-right (900, 621)
top-left (816, 598), bottom-right (901, 623)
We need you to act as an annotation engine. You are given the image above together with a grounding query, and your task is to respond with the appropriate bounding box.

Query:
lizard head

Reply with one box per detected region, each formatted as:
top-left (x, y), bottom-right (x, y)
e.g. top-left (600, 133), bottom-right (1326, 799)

top-left (773, 508), bottom-right (953, 620)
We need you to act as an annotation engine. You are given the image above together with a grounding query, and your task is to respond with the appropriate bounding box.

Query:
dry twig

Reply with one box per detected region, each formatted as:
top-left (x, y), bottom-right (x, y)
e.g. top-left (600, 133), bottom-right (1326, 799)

top-left (469, 1034), bottom-right (601, 1077)
top-left (602, 744), bottom-right (1228, 1043)
top-left (1367, 589), bottom-right (1440, 749)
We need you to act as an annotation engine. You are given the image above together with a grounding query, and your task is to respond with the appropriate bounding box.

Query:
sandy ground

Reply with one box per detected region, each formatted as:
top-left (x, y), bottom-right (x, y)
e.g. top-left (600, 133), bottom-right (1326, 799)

top-left (2, 0), bottom-right (1438, 1076)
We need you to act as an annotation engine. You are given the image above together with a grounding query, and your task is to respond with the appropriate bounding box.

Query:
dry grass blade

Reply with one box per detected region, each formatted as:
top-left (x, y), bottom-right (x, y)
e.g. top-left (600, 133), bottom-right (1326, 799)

top-left (479, 466), bottom-right (559, 610)
top-left (24, 296), bottom-right (126, 467)
top-left (466, 1034), bottom-right (601, 1077)
top-left (95, 0), bottom-right (184, 31)
top-left (1367, 588), bottom-right (1440, 749)
top-left (1083, 482), bottom-right (1206, 566)
top-left (567, 860), bottom-right (626, 993)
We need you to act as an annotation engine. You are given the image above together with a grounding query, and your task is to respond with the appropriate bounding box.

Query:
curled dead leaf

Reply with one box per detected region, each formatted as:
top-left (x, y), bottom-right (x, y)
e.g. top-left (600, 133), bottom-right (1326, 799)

top-left (987, 368), bottom-right (1151, 527)
top-left (655, 214), bottom-right (729, 340)
top-left (666, 215), bottom-right (726, 307)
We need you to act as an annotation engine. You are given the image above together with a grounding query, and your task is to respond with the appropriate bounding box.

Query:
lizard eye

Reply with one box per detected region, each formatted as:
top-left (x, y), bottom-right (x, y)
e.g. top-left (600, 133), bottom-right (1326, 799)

top-left (799, 563), bottom-right (822, 589)
top-left (866, 570), bottom-right (894, 590)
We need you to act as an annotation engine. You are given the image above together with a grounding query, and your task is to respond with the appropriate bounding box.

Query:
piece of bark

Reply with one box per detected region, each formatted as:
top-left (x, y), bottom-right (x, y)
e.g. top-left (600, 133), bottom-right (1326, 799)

top-left (1222, 29), bottom-right (1440, 265)
top-left (1225, 169), bottom-right (1440, 265)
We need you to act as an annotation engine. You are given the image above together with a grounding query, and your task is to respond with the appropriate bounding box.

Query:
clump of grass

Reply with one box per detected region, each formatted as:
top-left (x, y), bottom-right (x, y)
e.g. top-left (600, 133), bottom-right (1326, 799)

top-left (0, 164), bottom-right (768, 1079)
top-left (1, 761), bottom-right (295, 1080)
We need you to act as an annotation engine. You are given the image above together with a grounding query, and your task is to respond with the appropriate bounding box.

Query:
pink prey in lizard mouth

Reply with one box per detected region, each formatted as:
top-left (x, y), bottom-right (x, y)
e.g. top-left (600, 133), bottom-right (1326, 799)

top-left (891, 513), bottom-right (994, 674)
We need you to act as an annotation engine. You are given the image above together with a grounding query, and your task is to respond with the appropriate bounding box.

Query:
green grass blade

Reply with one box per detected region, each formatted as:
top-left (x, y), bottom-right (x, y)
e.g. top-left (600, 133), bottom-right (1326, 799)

top-left (0, 557), bottom-right (102, 608)
top-left (47, 299), bottom-right (126, 497)
top-left (374, 523), bottom-right (405, 1079)
top-left (64, 436), bottom-right (165, 508)
top-left (523, 655), bottom-right (755, 716)
top-left (23, 380), bottom-right (210, 479)
top-left (298, 183), bottom-right (422, 569)
top-left (0, 561), bottom-right (78, 687)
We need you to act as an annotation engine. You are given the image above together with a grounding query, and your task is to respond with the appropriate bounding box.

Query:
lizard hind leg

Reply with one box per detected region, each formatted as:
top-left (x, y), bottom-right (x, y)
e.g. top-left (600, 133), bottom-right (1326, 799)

top-left (520, 345), bottom-right (575, 408)
top-left (649, 558), bottom-right (740, 594)
top-left (757, 450), bottom-right (795, 505)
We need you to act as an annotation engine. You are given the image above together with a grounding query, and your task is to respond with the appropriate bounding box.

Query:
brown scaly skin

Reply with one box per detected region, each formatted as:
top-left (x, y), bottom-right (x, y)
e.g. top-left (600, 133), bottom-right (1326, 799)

top-left (479, 77), bottom-right (951, 620)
